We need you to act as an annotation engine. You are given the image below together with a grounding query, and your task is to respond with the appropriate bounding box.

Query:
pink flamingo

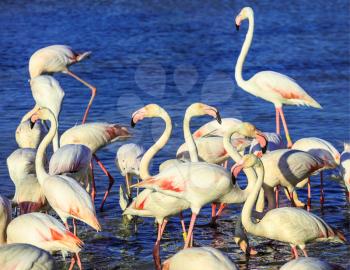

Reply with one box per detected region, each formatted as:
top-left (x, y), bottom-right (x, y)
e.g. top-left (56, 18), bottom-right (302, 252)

top-left (30, 108), bottom-right (101, 233)
top-left (0, 243), bottom-right (55, 270)
top-left (29, 45), bottom-right (95, 124)
top-left (131, 104), bottom-right (269, 253)
top-left (292, 137), bottom-right (340, 206)
top-left (7, 148), bottom-right (46, 214)
top-left (235, 7), bottom-right (321, 148)
top-left (60, 122), bottom-right (131, 210)
top-left (235, 154), bottom-right (346, 258)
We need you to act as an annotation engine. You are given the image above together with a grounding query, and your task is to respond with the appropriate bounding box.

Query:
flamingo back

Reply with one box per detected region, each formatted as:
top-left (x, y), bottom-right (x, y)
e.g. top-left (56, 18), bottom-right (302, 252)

top-left (280, 257), bottom-right (340, 270)
top-left (0, 243), bottom-right (56, 270)
top-left (7, 148), bottom-right (37, 184)
top-left (250, 71), bottom-right (321, 108)
top-left (292, 137), bottom-right (340, 168)
top-left (60, 122), bottom-right (131, 153)
top-left (30, 75), bottom-right (65, 119)
top-left (49, 144), bottom-right (91, 175)
top-left (192, 118), bottom-right (242, 138)
top-left (163, 247), bottom-right (237, 270)
top-left (6, 212), bottom-right (83, 254)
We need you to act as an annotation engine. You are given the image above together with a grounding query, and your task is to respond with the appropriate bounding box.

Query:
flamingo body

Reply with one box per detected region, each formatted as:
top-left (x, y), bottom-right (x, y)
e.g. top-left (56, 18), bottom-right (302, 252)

top-left (280, 257), bottom-right (342, 270)
top-left (0, 243), bottom-right (56, 270)
top-left (7, 213), bottom-right (83, 256)
top-left (60, 123), bottom-right (131, 153)
top-left (0, 196), bottom-right (12, 244)
top-left (162, 247), bottom-right (237, 270)
top-left (29, 45), bottom-right (90, 78)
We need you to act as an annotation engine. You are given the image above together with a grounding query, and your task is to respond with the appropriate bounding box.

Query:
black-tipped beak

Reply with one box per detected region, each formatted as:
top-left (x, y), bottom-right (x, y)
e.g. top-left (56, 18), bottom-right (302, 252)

top-left (236, 24), bottom-right (240, 31)
top-left (216, 111), bottom-right (222, 125)
top-left (130, 118), bottom-right (136, 128)
top-left (231, 173), bottom-right (236, 185)
top-left (261, 141), bottom-right (268, 154)
top-left (30, 120), bottom-right (35, 129)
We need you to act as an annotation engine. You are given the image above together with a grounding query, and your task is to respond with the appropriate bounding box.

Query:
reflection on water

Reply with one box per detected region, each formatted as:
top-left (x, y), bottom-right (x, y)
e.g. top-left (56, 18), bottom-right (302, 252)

top-left (0, 0), bottom-right (349, 269)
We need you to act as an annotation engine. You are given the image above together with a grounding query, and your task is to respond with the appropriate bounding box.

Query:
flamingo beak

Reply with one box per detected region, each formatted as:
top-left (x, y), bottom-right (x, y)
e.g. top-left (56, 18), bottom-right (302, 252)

top-left (231, 162), bottom-right (244, 184)
top-left (216, 111), bottom-right (222, 124)
top-left (130, 117), bottom-right (136, 128)
top-left (30, 119), bottom-right (35, 129)
top-left (236, 23), bottom-right (240, 31)
top-left (255, 131), bottom-right (268, 154)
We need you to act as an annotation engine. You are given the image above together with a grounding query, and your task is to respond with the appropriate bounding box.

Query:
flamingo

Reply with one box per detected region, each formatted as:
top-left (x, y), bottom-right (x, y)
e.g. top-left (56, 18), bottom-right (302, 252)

top-left (292, 137), bottom-right (340, 206)
top-left (116, 143), bottom-right (144, 202)
top-left (49, 144), bottom-right (92, 193)
top-left (131, 104), bottom-right (268, 252)
top-left (21, 75), bottom-right (65, 152)
top-left (340, 143), bottom-right (350, 201)
top-left (0, 196), bottom-right (12, 244)
top-left (235, 154), bottom-right (346, 258)
top-left (7, 148), bottom-right (46, 214)
top-left (15, 120), bottom-right (45, 149)
top-left (249, 149), bottom-right (326, 211)
top-left (29, 45), bottom-right (95, 124)
top-left (6, 213), bottom-right (83, 270)
top-left (0, 243), bottom-right (56, 270)
top-left (30, 107), bottom-right (101, 233)
top-left (280, 257), bottom-right (343, 270)
top-left (60, 122), bottom-right (131, 210)
top-left (162, 247), bottom-right (237, 270)
top-left (235, 7), bottom-right (321, 148)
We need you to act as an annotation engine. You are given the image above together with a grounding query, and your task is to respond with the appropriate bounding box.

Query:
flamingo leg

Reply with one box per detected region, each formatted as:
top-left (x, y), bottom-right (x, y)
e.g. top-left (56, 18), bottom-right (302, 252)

top-left (125, 173), bottom-right (131, 198)
top-left (68, 255), bottom-right (76, 270)
top-left (320, 171), bottom-right (325, 204)
top-left (307, 177), bottom-right (311, 211)
top-left (93, 154), bottom-right (115, 211)
top-left (291, 246), bottom-right (299, 259)
top-left (179, 212), bottom-right (187, 241)
top-left (276, 107), bottom-right (293, 148)
top-left (275, 107), bottom-right (280, 134)
top-left (275, 185), bottom-right (280, 208)
top-left (153, 220), bottom-right (168, 270)
top-left (184, 213), bottom-right (197, 249)
top-left (223, 160), bottom-right (228, 169)
top-left (211, 203), bottom-right (216, 219)
top-left (90, 161), bottom-right (96, 202)
top-left (73, 219), bottom-right (77, 236)
top-left (301, 248), bottom-right (308, 257)
top-left (215, 203), bottom-right (227, 217)
top-left (65, 70), bottom-right (96, 124)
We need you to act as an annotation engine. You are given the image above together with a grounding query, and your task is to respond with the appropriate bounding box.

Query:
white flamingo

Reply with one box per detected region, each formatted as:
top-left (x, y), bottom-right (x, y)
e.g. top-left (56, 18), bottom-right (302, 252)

top-left (0, 243), bottom-right (56, 270)
top-left (7, 148), bottom-right (46, 214)
top-left (162, 247), bottom-right (237, 270)
top-left (235, 7), bottom-right (321, 147)
top-left (60, 122), bottom-right (131, 210)
top-left (30, 108), bottom-right (101, 232)
top-left (292, 137), bottom-right (340, 206)
top-left (29, 45), bottom-right (95, 124)
top-left (21, 75), bottom-right (64, 152)
top-left (236, 154), bottom-right (346, 258)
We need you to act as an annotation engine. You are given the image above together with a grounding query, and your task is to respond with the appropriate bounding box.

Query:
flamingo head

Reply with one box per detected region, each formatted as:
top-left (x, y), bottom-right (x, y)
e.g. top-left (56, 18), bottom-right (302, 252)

top-left (131, 104), bottom-right (165, 127)
top-left (235, 7), bottom-right (254, 30)
top-left (30, 107), bottom-right (55, 129)
top-left (231, 154), bottom-right (261, 179)
top-left (238, 123), bottom-right (268, 153)
top-left (186, 103), bottom-right (221, 124)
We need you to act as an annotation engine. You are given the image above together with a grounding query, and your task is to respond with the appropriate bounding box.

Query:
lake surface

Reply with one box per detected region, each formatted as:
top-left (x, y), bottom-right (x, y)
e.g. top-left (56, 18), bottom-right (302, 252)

top-left (0, 0), bottom-right (349, 269)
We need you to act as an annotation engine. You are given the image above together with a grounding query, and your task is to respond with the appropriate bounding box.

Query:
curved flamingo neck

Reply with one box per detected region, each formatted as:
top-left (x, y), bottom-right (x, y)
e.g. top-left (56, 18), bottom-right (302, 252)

top-left (36, 112), bottom-right (57, 184)
top-left (139, 110), bottom-right (172, 180)
top-left (220, 128), bottom-right (257, 203)
top-left (241, 163), bottom-right (264, 235)
top-left (183, 109), bottom-right (199, 162)
top-left (235, 11), bottom-right (254, 88)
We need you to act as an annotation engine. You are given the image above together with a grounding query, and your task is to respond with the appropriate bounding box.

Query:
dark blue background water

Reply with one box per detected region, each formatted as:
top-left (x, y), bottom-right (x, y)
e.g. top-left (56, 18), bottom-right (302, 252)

top-left (0, 0), bottom-right (349, 269)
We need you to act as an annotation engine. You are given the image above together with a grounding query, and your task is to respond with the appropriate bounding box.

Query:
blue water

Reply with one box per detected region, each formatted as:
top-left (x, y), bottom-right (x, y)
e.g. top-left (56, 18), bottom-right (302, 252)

top-left (0, 0), bottom-right (349, 269)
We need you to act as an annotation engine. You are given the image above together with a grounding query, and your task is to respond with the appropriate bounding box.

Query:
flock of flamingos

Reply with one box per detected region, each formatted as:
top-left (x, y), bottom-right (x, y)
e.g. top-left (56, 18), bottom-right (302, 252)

top-left (1, 6), bottom-right (349, 270)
